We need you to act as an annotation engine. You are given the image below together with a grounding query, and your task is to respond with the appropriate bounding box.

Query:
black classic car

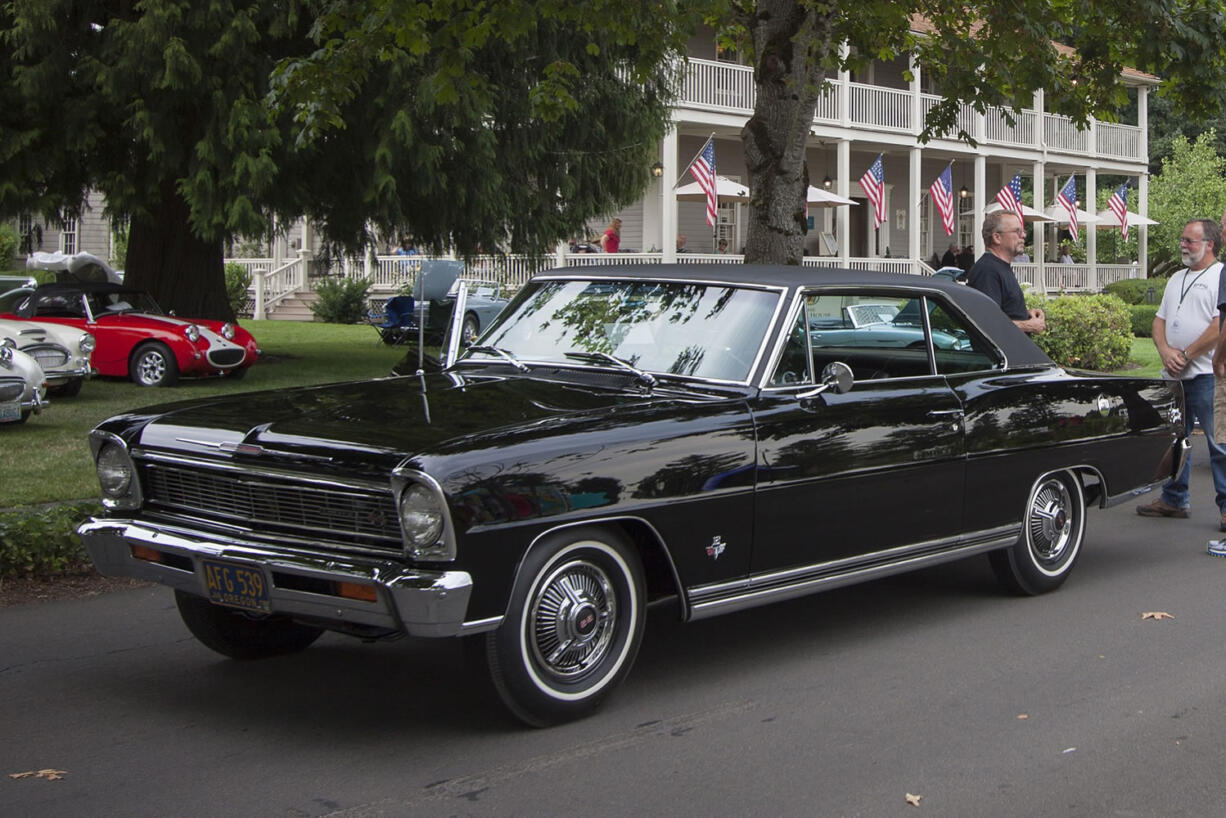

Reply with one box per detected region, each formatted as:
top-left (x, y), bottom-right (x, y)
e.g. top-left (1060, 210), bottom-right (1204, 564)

top-left (79, 265), bottom-right (1186, 726)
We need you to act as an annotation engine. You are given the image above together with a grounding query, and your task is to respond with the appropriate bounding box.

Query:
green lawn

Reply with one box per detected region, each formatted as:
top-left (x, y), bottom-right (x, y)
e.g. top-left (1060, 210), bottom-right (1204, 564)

top-left (0, 327), bottom-right (1170, 509)
top-left (1, 321), bottom-right (409, 507)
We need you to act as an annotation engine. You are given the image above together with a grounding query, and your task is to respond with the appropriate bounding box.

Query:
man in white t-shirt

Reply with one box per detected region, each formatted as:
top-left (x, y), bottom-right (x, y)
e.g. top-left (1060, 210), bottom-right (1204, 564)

top-left (1139, 218), bottom-right (1226, 531)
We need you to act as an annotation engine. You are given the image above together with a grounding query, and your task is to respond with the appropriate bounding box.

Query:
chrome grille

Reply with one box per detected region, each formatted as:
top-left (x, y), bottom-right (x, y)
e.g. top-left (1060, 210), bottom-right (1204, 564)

top-left (0, 379), bottom-right (23, 401)
top-left (141, 462), bottom-right (402, 551)
top-left (25, 343), bottom-right (69, 369)
top-left (207, 348), bottom-right (245, 367)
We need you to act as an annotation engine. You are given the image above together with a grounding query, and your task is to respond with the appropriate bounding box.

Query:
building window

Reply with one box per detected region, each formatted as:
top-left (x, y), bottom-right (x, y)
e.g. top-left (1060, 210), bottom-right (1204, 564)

top-left (715, 41), bottom-right (740, 64)
top-left (60, 216), bottom-right (77, 255)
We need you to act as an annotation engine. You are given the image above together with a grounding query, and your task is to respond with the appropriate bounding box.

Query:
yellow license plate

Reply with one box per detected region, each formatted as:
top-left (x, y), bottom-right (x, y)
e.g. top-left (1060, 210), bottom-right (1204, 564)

top-left (201, 558), bottom-right (270, 612)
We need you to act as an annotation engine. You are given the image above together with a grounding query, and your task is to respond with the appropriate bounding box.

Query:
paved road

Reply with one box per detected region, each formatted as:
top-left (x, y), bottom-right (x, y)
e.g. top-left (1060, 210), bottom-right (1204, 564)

top-left (4, 449), bottom-right (1226, 817)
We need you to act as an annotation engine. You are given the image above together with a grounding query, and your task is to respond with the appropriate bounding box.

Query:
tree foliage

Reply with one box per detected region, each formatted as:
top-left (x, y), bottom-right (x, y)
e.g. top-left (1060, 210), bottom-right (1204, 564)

top-left (1147, 131), bottom-right (1226, 271)
top-left (0, 1), bottom-right (692, 317)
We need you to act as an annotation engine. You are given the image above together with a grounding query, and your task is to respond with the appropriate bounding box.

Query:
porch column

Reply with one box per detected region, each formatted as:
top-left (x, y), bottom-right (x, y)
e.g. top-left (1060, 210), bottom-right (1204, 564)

top-left (909, 146), bottom-right (921, 272)
top-left (662, 126), bottom-right (679, 263)
top-left (973, 154), bottom-right (986, 258)
top-left (644, 146), bottom-right (664, 253)
top-left (838, 44), bottom-right (851, 128)
top-left (1085, 168), bottom-right (1097, 290)
top-left (837, 139), bottom-right (850, 263)
top-left (1032, 160), bottom-right (1046, 276)
top-left (1138, 87), bottom-right (1150, 271)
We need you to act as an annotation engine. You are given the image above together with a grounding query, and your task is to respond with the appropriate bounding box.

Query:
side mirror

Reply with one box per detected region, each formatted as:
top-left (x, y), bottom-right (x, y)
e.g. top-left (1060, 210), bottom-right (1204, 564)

top-left (820, 361), bottom-right (853, 394)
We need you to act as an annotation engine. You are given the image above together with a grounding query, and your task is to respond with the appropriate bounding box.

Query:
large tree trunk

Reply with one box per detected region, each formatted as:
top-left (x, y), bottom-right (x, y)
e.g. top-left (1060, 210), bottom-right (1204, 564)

top-left (742, 1), bottom-right (835, 265)
top-left (124, 180), bottom-right (232, 321)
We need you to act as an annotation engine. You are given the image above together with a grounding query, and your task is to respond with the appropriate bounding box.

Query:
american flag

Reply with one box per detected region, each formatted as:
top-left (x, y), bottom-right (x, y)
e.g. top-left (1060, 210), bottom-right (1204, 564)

top-left (930, 164), bottom-right (955, 236)
top-left (860, 154), bottom-right (886, 229)
top-left (1108, 182), bottom-right (1130, 240)
top-left (1057, 175), bottom-right (1079, 241)
top-left (688, 139), bottom-right (718, 227)
top-left (996, 174), bottom-right (1024, 219)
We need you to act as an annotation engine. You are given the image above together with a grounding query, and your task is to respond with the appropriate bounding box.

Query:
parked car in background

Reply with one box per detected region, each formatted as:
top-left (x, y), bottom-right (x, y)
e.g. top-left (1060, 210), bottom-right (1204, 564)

top-left (375, 261), bottom-right (510, 346)
top-left (78, 265), bottom-right (1184, 725)
top-left (0, 318), bottom-right (94, 396)
top-left (0, 343), bottom-right (47, 424)
top-left (0, 283), bottom-right (258, 386)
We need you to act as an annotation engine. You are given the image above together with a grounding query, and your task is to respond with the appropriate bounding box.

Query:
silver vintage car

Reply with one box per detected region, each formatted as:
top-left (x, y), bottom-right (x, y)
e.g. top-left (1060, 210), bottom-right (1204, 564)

top-left (0, 318), bottom-right (94, 396)
top-left (0, 344), bottom-right (47, 424)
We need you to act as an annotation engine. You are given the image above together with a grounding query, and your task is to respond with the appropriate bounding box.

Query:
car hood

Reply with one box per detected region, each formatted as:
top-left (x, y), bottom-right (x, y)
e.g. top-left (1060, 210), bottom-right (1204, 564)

top-left (127, 372), bottom-right (716, 475)
top-left (0, 318), bottom-right (87, 349)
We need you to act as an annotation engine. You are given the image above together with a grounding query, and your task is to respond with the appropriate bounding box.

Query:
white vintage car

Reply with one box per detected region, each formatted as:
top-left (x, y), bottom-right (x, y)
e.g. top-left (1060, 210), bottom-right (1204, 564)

top-left (0, 343), bottom-right (47, 424)
top-left (0, 319), bottom-right (94, 396)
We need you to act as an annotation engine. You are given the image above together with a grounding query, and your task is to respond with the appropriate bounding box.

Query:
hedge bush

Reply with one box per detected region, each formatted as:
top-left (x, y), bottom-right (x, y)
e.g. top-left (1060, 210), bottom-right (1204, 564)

top-left (1026, 293), bottom-right (1133, 371)
top-left (0, 223), bottom-right (17, 269)
top-left (0, 503), bottom-right (99, 579)
top-left (1130, 304), bottom-right (1159, 337)
top-left (310, 276), bottom-right (372, 324)
top-left (1103, 277), bottom-right (1168, 306)
top-left (224, 262), bottom-right (252, 317)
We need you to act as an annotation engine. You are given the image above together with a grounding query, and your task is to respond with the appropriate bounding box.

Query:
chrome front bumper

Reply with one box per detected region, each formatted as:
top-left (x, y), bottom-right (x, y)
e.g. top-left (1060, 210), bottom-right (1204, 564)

top-left (43, 364), bottom-right (91, 386)
top-left (78, 519), bottom-right (473, 637)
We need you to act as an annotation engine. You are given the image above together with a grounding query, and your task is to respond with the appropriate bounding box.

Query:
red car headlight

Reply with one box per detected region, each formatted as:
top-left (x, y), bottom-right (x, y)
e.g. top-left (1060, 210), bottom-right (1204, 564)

top-left (183, 324), bottom-right (200, 342)
top-left (220, 323), bottom-right (236, 340)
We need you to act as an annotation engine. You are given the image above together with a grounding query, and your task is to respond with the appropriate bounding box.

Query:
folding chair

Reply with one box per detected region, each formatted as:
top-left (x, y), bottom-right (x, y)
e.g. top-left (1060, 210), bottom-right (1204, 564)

top-left (370, 295), bottom-right (417, 345)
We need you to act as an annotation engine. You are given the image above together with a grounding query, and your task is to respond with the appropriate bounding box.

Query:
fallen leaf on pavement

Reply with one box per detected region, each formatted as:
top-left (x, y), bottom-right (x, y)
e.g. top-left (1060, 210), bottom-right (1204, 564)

top-left (9, 769), bottom-right (68, 781)
top-left (905, 793), bottom-right (923, 806)
top-left (1141, 611), bottom-right (1174, 620)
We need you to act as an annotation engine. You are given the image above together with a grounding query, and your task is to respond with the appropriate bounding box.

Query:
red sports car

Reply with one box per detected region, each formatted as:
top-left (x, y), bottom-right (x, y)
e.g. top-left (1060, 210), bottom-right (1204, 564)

top-left (0, 283), bottom-right (259, 387)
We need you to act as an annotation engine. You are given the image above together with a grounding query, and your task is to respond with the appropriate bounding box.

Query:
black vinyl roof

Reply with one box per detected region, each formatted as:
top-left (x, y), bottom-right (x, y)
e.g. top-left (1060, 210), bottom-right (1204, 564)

top-left (539, 264), bottom-right (1053, 368)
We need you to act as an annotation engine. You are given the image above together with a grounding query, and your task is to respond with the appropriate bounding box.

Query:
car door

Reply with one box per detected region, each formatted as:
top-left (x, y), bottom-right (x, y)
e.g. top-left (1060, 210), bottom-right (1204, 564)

top-left (749, 290), bottom-right (971, 574)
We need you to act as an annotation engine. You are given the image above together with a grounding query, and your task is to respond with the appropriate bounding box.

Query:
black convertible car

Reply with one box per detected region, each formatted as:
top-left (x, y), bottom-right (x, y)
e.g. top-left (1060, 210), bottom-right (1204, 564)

top-left (79, 265), bottom-right (1186, 726)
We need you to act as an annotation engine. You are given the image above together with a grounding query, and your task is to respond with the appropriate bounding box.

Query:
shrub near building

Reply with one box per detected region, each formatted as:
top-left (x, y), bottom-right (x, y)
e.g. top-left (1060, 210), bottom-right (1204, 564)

top-left (1026, 293), bottom-right (1133, 371)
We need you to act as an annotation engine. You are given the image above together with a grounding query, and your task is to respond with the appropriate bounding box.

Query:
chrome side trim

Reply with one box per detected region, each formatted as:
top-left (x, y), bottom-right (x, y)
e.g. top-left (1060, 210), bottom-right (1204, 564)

top-left (460, 616), bottom-right (504, 635)
top-left (686, 525), bottom-right (1020, 621)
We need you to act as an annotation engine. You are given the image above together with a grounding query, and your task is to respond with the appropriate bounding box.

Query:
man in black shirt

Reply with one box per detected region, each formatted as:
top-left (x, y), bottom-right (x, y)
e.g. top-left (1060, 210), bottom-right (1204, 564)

top-left (967, 211), bottom-right (1046, 334)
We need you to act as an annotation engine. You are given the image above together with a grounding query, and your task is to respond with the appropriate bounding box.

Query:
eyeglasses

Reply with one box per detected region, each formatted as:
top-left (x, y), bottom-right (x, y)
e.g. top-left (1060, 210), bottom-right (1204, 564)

top-left (1180, 237), bottom-right (1205, 245)
top-left (997, 228), bottom-right (1025, 235)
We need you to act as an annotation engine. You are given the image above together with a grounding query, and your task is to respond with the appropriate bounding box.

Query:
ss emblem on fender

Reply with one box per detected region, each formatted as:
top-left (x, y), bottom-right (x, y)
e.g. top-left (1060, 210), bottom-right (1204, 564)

top-left (706, 536), bottom-right (726, 560)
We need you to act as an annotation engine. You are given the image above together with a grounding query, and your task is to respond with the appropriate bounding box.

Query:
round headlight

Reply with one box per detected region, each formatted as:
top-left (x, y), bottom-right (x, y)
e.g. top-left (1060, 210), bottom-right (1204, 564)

top-left (399, 483), bottom-right (444, 547)
top-left (184, 324), bottom-right (200, 342)
top-left (79, 333), bottom-right (96, 354)
top-left (96, 443), bottom-right (133, 497)
top-left (220, 323), bottom-right (236, 340)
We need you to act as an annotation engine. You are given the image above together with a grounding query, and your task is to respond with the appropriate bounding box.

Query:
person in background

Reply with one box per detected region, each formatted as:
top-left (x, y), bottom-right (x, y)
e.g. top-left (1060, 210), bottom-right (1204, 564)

top-left (1014, 248), bottom-right (1031, 263)
top-left (717, 238), bottom-right (729, 254)
top-left (600, 218), bottom-right (622, 254)
top-left (1140, 218), bottom-right (1226, 537)
top-left (941, 244), bottom-right (958, 268)
top-left (676, 234), bottom-right (689, 254)
top-left (1058, 242), bottom-right (1073, 264)
top-left (966, 210), bottom-right (1046, 334)
top-left (395, 236), bottom-right (419, 256)
top-left (956, 244), bottom-right (975, 273)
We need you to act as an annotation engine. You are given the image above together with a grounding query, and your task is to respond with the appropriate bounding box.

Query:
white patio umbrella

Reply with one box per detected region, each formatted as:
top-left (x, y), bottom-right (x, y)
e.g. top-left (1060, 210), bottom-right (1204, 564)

top-left (805, 186), bottom-right (858, 207)
top-left (983, 202), bottom-right (1054, 222)
top-left (675, 175), bottom-right (751, 203)
top-left (1044, 203), bottom-right (1101, 225)
top-left (1095, 208), bottom-right (1159, 228)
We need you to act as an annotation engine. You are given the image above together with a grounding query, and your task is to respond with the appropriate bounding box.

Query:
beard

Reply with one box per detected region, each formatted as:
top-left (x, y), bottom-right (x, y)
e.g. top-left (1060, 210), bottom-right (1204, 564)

top-left (1182, 246), bottom-right (1205, 266)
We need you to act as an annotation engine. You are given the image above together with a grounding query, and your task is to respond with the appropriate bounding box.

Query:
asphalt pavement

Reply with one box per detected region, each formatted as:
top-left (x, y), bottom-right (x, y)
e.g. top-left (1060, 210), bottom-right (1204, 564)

top-left (3, 446), bottom-right (1226, 817)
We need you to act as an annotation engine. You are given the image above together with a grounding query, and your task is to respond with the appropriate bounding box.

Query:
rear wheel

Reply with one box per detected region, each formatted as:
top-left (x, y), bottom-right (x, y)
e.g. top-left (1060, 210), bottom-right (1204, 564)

top-left (130, 342), bottom-right (179, 387)
top-left (486, 527), bottom-right (645, 726)
top-left (174, 590), bottom-right (324, 660)
top-left (990, 471), bottom-right (1085, 595)
top-left (460, 313), bottom-right (480, 346)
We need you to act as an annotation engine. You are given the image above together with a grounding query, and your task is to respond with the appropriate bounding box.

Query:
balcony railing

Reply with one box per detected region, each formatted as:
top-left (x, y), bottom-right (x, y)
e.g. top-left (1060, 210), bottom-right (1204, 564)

top-left (679, 58), bottom-right (1143, 161)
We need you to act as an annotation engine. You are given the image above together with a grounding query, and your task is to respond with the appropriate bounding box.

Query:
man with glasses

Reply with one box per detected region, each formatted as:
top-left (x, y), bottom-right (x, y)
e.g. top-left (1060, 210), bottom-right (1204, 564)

top-left (967, 211), bottom-right (1046, 334)
top-left (1138, 218), bottom-right (1226, 534)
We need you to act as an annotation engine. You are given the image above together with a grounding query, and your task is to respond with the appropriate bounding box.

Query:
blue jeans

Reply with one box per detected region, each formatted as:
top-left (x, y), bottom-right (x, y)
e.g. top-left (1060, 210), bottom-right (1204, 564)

top-left (1162, 374), bottom-right (1226, 512)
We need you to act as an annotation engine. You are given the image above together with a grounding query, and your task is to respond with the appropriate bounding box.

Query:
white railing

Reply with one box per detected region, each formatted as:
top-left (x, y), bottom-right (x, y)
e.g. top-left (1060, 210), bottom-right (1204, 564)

top-left (1097, 122), bottom-right (1141, 159)
top-left (251, 257), bottom-right (306, 318)
top-left (678, 58), bottom-right (1142, 160)
top-left (1098, 263), bottom-right (1144, 286)
top-left (849, 84), bottom-right (912, 131)
top-left (920, 94), bottom-right (976, 140)
top-left (985, 108), bottom-right (1037, 146)
top-left (1044, 264), bottom-right (1090, 292)
top-left (1043, 114), bottom-right (1090, 154)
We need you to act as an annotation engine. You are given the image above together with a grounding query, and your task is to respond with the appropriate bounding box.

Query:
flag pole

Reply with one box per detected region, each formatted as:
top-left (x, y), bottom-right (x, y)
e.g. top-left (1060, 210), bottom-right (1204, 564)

top-left (674, 133), bottom-right (716, 189)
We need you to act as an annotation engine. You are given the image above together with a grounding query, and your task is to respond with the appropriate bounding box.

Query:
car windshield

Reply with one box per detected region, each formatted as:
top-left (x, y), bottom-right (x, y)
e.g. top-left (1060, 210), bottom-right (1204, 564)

top-left (84, 289), bottom-right (163, 315)
top-left (468, 278), bottom-right (779, 382)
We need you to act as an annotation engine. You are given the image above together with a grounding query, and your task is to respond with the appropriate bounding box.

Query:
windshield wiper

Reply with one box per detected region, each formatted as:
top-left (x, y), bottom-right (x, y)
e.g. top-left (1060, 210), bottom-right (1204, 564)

top-left (466, 345), bottom-right (529, 372)
top-left (564, 351), bottom-right (657, 388)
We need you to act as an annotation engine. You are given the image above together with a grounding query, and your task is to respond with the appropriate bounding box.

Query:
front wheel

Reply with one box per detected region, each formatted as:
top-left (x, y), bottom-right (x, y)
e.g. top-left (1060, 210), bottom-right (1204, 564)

top-left (130, 342), bottom-right (179, 387)
top-left (989, 471), bottom-right (1085, 595)
top-left (486, 527), bottom-right (645, 727)
top-left (460, 313), bottom-right (480, 346)
top-left (174, 590), bottom-right (324, 660)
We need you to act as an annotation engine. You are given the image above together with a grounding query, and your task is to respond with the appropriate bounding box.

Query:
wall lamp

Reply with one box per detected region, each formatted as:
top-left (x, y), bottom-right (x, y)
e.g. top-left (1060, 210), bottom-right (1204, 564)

top-left (651, 162), bottom-right (664, 178)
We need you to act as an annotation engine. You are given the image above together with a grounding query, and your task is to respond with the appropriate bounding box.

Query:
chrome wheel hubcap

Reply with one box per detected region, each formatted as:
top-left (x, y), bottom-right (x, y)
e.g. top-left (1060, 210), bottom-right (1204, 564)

top-left (1029, 479), bottom-right (1073, 563)
top-left (138, 352), bottom-right (165, 384)
top-left (529, 558), bottom-right (616, 681)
